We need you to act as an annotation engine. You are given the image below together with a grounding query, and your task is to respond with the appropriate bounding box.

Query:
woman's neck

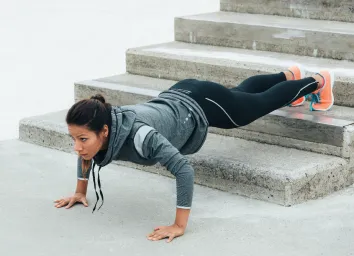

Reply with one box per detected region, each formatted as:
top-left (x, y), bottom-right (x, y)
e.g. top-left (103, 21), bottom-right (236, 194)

top-left (100, 136), bottom-right (110, 151)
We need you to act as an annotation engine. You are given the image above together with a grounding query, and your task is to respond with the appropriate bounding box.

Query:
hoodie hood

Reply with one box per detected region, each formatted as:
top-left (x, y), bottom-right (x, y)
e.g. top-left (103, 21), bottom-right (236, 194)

top-left (94, 106), bottom-right (136, 167)
top-left (90, 106), bottom-right (136, 213)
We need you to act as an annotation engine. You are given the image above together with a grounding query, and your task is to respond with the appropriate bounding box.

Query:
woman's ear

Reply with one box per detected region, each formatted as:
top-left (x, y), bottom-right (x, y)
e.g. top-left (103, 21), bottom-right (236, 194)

top-left (103, 124), bottom-right (109, 137)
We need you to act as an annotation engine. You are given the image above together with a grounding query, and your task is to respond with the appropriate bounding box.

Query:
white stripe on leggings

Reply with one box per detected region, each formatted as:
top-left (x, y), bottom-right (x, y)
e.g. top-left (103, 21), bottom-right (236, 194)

top-left (287, 81), bottom-right (318, 105)
top-left (205, 98), bottom-right (240, 127)
top-left (205, 80), bottom-right (317, 127)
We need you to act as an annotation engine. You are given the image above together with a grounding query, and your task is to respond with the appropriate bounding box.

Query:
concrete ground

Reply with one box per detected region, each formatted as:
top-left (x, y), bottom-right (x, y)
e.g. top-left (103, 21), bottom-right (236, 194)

top-left (1, 140), bottom-right (354, 256)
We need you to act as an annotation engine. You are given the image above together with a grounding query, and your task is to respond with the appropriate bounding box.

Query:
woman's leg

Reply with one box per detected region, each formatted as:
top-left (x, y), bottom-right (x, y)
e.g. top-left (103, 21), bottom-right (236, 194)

top-left (169, 72), bottom-right (324, 129)
top-left (228, 77), bottom-right (319, 126)
top-left (232, 66), bottom-right (301, 93)
top-left (232, 72), bottom-right (287, 93)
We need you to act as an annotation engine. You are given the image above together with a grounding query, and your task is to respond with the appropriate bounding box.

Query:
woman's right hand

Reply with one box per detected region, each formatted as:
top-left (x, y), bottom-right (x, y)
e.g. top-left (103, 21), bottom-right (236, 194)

top-left (54, 193), bottom-right (88, 209)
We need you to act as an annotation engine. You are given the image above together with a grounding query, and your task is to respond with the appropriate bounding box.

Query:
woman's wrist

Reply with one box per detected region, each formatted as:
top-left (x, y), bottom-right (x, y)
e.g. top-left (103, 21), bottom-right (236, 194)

top-left (173, 222), bottom-right (186, 230)
top-left (174, 207), bottom-right (191, 230)
top-left (75, 179), bottom-right (88, 194)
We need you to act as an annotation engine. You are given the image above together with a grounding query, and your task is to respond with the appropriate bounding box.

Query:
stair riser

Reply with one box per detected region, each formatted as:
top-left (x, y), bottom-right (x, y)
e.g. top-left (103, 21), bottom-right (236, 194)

top-left (108, 158), bottom-right (354, 207)
top-left (175, 18), bottom-right (354, 62)
top-left (117, 157), bottom-right (288, 205)
top-left (220, 0), bottom-right (354, 23)
top-left (75, 83), bottom-right (156, 106)
top-left (75, 82), bottom-right (350, 157)
top-left (126, 53), bottom-right (354, 107)
top-left (19, 123), bottom-right (73, 154)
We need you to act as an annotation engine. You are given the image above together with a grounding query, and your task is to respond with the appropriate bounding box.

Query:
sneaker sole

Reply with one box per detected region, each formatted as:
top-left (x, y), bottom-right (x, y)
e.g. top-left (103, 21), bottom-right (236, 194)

top-left (290, 97), bottom-right (306, 107)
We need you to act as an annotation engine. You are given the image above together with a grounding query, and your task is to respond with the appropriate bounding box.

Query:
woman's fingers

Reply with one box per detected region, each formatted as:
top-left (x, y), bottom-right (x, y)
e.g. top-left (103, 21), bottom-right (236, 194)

top-left (54, 196), bottom-right (88, 209)
top-left (167, 234), bottom-right (176, 243)
top-left (55, 199), bottom-right (67, 208)
top-left (147, 225), bottom-right (182, 242)
top-left (147, 231), bottom-right (157, 239)
top-left (148, 230), bottom-right (169, 241)
top-left (54, 197), bottom-right (66, 203)
top-left (54, 197), bottom-right (65, 202)
top-left (65, 198), bottom-right (77, 209)
top-left (156, 233), bottom-right (169, 241)
top-left (54, 199), bottom-right (62, 207)
top-left (80, 198), bottom-right (88, 207)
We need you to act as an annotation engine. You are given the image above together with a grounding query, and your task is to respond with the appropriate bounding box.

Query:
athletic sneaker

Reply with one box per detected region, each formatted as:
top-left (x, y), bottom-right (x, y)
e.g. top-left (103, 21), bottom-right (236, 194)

top-left (310, 70), bottom-right (335, 111)
top-left (288, 65), bottom-right (307, 107)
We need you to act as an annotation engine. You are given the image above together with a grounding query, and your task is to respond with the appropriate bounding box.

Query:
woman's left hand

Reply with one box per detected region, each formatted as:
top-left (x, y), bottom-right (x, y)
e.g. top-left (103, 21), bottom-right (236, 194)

top-left (147, 224), bottom-right (185, 242)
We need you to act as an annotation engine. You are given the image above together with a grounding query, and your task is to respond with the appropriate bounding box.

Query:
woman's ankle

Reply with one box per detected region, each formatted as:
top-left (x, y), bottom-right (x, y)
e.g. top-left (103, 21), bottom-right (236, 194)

top-left (283, 71), bottom-right (294, 81)
top-left (312, 74), bottom-right (325, 90)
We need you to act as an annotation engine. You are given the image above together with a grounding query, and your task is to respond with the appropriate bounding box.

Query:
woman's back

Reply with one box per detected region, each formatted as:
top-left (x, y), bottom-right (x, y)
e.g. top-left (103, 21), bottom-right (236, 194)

top-left (122, 91), bottom-right (206, 154)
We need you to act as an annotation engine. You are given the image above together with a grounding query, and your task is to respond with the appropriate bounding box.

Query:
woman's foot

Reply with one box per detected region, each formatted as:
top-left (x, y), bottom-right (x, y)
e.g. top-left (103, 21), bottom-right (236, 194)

top-left (310, 70), bottom-right (335, 111)
top-left (287, 65), bottom-right (307, 107)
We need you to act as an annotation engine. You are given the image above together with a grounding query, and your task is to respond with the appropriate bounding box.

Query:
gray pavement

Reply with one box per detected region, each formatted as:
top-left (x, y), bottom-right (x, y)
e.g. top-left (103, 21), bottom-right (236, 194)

top-left (1, 139), bottom-right (354, 256)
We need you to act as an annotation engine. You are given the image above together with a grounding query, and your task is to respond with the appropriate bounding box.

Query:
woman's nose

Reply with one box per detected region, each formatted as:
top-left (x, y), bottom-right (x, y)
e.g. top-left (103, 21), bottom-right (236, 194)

top-left (74, 142), bottom-right (83, 152)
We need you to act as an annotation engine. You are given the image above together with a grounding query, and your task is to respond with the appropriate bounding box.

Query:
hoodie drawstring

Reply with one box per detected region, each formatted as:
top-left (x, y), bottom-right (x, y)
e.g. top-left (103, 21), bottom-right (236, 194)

top-left (91, 162), bottom-right (104, 213)
top-left (97, 166), bottom-right (104, 211)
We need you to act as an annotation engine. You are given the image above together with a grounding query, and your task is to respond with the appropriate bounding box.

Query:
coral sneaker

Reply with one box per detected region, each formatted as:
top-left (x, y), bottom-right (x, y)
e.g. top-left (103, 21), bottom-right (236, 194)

top-left (310, 70), bottom-right (335, 111)
top-left (288, 65), bottom-right (307, 107)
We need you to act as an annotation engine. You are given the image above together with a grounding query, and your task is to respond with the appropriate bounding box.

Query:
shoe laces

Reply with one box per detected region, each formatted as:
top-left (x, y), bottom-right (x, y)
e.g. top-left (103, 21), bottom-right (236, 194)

top-left (311, 93), bottom-right (320, 104)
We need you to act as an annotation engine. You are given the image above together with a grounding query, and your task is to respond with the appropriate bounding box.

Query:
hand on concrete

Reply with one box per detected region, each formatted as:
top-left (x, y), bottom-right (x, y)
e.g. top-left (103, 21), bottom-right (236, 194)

top-left (54, 193), bottom-right (88, 209)
top-left (147, 224), bottom-right (185, 242)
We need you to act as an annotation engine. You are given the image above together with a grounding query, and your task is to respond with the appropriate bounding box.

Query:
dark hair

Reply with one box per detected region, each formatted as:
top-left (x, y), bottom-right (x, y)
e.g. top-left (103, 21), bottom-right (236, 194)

top-left (66, 94), bottom-right (112, 178)
top-left (66, 94), bottom-right (112, 134)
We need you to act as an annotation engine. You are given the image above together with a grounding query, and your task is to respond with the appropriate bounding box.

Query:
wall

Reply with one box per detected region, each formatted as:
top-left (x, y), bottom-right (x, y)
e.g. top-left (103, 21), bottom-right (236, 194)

top-left (0, 0), bottom-right (218, 141)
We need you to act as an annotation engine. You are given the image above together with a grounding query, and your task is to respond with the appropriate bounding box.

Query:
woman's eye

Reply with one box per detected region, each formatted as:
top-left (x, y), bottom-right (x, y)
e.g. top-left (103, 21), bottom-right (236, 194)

top-left (81, 138), bottom-right (87, 142)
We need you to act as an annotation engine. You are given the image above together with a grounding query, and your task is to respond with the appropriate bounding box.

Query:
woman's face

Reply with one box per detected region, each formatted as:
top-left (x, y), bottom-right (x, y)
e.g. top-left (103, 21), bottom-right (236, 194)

top-left (68, 124), bottom-right (108, 160)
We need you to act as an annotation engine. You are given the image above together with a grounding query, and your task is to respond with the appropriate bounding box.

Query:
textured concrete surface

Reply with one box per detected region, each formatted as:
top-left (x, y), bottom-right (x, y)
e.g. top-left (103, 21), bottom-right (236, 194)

top-left (126, 41), bottom-right (354, 107)
top-left (220, 0), bottom-right (354, 22)
top-left (175, 12), bottom-right (354, 61)
top-left (2, 139), bottom-right (354, 256)
top-left (18, 110), bottom-right (351, 206)
top-left (74, 73), bottom-right (354, 157)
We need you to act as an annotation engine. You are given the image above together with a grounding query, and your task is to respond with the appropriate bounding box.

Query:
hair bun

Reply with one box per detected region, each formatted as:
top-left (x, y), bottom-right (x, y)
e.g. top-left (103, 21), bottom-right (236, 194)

top-left (90, 94), bottom-right (106, 104)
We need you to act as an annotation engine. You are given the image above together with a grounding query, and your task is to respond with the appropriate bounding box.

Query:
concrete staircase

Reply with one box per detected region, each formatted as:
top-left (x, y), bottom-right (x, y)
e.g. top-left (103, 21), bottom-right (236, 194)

top-left (19, 0), bottom-right (354, 206)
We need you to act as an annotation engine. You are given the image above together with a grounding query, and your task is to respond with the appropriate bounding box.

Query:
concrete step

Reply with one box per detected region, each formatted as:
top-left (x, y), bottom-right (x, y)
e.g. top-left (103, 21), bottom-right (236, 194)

top-left (126, 41), bottom-right (354, 107)
top-left (18, 110), bottom-right (351, 206)
top-left (220, 0), bottom-right (354, 23)
top-left (174, 11), bottom-right (354, 61)
top-left (74, 73), bottom-right (354, 158)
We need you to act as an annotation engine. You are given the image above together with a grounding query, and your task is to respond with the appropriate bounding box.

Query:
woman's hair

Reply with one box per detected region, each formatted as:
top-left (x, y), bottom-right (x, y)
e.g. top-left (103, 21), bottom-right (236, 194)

top-left (66, 94), bottom-right (112, 177)
top-left (66, 94), bottom-right (111, 134)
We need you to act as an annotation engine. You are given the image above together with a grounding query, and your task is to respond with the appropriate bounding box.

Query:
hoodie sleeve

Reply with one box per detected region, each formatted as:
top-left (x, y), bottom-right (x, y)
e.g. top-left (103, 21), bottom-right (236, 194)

top-left (77, 157), bottom-right (92, 180)
top-left (134, 126), bottom-right (195, 209)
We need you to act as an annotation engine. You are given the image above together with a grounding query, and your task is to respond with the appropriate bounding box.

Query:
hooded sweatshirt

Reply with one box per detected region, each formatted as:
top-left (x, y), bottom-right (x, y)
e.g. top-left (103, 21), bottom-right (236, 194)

top-left (77, 90), bottom-right (209, 211)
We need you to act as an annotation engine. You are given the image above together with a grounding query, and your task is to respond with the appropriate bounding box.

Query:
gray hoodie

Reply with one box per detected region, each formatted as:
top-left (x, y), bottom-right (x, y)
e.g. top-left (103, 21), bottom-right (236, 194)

top-left (77, 90), bottom-right (209, 210)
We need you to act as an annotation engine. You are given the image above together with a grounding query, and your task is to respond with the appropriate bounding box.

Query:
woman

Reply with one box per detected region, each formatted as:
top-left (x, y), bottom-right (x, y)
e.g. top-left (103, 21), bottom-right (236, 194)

top-left (54, 65), bottom-right (334, 242)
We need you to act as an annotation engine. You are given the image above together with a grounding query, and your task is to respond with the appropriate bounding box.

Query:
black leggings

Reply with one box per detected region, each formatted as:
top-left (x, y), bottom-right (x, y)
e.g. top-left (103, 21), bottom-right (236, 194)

top-left (169, 73), bottom-right (318, 128)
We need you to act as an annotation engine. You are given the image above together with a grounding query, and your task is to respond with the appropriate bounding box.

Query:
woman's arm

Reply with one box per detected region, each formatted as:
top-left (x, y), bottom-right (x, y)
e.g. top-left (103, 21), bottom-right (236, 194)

top-left (137, 127), bottom-right (195, 242)
top-left (54, 161), bottom-right (90, 209)
top-left (175, 208), bottom-right (190, 229)
top-left (75, 179), bottom-right (88, 195)
top-left (148, 208), bottom-right (191, 242)
top-left (76, 157), bottom-right (92, 194)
